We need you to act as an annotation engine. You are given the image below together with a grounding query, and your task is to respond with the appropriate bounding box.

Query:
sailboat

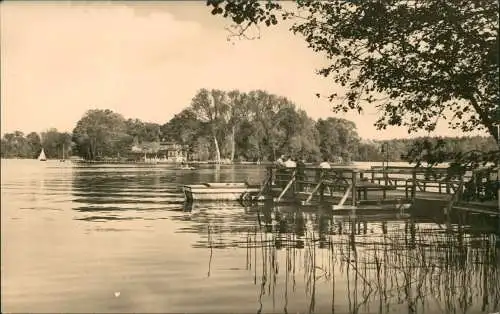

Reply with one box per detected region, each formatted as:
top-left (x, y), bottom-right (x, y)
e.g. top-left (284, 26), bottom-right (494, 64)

top-left (38, 148), bottom-right (47, 161)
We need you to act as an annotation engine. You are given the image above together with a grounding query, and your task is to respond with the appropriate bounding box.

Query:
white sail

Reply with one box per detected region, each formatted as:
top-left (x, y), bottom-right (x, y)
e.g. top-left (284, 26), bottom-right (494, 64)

top-left (38, 148), bottom-right (47, 161)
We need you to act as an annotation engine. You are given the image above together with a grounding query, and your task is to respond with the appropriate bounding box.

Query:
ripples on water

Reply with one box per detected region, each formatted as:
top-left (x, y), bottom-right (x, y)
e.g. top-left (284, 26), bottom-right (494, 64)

top-left (1, 159), bottom-right (499, 313)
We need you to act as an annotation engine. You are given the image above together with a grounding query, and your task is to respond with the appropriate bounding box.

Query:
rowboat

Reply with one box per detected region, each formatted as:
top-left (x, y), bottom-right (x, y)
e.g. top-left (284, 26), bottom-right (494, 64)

top-left (182, 182), bottom-right (261, 201)
top-left (332, 203), bottom-right (412, 211)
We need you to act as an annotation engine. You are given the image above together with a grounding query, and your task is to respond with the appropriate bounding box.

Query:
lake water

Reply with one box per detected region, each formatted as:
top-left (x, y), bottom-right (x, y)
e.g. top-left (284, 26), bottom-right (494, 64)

top-left (1, 159), bottom-right (499, 313)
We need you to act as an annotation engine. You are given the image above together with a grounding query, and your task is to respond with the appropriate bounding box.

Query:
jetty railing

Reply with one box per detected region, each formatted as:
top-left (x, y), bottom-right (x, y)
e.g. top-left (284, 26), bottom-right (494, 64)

top-left (263, 166), bottom-right (395, 206)
top-left (367, 166), bottom-right (465, 194)
top-left (260, 165), bottom-right (498, 208)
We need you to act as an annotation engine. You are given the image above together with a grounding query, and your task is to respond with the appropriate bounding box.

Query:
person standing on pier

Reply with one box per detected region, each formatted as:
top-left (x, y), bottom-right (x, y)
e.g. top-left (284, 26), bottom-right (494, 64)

top-left (284, 156), bottom-right (297, 168)
top-left (275, 154), bottom-right (287, 188)
top-left (280, 156), bottom-right (296, 190)
top-left (275, 154), bottom-right (286, 167)
top-left (319, 157), bottom-right (331, 169)
top-left (317, 157), bottom-right (331, 197)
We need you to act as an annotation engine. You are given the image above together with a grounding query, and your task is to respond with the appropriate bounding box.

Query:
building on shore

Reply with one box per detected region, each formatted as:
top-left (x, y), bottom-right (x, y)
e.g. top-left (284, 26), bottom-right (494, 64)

top-left (130, 141), bottom-right (187, 162)
top-left (159, 141), bottom-right (187, 162)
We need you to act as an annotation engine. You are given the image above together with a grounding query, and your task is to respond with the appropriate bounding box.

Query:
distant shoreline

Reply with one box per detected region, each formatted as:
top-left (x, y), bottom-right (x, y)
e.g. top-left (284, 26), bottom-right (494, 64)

top-left (0, 157), bottom-right (409, 165)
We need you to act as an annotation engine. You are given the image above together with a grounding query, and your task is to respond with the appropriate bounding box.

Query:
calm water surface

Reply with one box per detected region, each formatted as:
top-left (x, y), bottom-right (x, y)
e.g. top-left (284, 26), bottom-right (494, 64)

top-left (1, 159), bottom-right (499, 313)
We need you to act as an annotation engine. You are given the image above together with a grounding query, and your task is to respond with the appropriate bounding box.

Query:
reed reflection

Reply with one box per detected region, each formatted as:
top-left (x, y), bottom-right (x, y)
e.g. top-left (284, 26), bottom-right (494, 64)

top-left (184, 202), bottom-right (499, 314)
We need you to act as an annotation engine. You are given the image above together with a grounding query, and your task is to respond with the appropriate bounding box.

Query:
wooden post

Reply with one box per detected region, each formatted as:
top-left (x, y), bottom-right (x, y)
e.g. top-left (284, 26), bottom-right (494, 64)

top-left (266, 167), bottom-right (273, 196)
top-left (405, 179), bottom-right (409, 200)
top-left (411, 169), bottom-right (417, 199)
top-left (381, 168), bottom-right (387, 199)
top-left (359, 171), bottom-right (364, 200)
top-left (497, 168), bottom-right (500, 235)
top-left (384, 167), bottom-right (388, 187)
top-left (473, 171), bottom-right (477, 200)
top-left (352, 169), bottom-right (358, 206)
top-left (497, 168), bottom-right (500, 233)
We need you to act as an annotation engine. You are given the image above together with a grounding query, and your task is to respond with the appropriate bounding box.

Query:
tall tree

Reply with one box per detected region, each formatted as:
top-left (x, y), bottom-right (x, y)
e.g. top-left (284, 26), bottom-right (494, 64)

top-left (316, 117), bottom-right (360, 161)
top-left (72, 109), bottom-right (131, 160)
top-left (161, 109), bottom-right (204, 160)
top-left (26, 132), bottom-right (42, 158)
top-left (226, 90), bottom-right (248, 161)
top-left (287, 110), bottom-right (321, 160)
top-left (207, 0), bottom-right (499, 142)
top-left (125, 118), bottom-right (145, 144)
top-left (141, 122), bottom-right (162, 142)
top-left (1, 131), bottom-right (30, 158)
top-left (246, 90), bottom-right (298, 160)
top-left (234, 120), bottom-right (261, 161)
top-left (125, 119), bottom-right (161, 144)
top-left (58, 132), bottom-right (73, 158)
top-left (40, 129), bottom-right (73, 159)
top-left (189, 89), bottom-right (229, 162)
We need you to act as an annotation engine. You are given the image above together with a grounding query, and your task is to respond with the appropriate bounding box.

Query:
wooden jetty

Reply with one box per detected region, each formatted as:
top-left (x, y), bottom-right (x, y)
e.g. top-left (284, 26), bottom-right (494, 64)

top-left (249, 165), bottom-right (499, 218)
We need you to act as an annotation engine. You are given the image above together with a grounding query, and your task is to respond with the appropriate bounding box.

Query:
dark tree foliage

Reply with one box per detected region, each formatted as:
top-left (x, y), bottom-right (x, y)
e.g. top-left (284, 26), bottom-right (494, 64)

top-left (403, 137), bottom-right (499, 175)
top-left (206, 0), bottom-right (499, 142)
top-left (0, 129), bottom-right (71, 159)
top-left (316, 117), bottom-right (359, 160)
top-left (161, 109), bottom-right (204, 160)
top-left (72, 109), bottom-right (133, 160)
top-left (2, 113), bottom-right (496, 164)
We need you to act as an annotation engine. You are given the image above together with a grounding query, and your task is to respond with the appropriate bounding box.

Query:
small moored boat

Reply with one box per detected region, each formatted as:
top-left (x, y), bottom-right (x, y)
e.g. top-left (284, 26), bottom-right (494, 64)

top-left (183, 182), bottom-right (261, 201)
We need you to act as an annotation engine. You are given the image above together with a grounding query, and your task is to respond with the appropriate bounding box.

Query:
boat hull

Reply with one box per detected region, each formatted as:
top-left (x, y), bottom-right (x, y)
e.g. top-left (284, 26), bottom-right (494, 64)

top-left (183, 183), bottom-right (261, 201)
top-left (332, 203), bottom-right (412, 211)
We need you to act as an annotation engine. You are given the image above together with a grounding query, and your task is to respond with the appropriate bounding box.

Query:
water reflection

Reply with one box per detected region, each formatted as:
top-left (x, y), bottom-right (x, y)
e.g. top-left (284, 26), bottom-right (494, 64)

top-left (70, 165), bottom-right (265, 220)
top-left (71, 168), bottom-right (184, 222)
top-left (176, 202), bottom-right (500, 314)
top-left (2, 161), bottom-right (498, 313)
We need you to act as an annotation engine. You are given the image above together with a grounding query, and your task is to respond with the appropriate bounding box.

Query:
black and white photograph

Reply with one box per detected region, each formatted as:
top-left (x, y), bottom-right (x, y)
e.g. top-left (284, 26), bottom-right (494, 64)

top-left (1, 1), bottom-right (499, 313)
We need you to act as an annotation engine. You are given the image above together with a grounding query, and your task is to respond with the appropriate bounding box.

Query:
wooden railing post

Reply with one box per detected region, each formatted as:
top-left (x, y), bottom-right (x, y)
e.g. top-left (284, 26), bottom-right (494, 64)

top-left (384, 167), bottom-right (388, 187)
top-left (472, 171), bottom-right (477, 201)
top-left (267, 167), bottom-right (273, 195)
top-left (411, 169), bottom-right (417, 199)
top-left (444, 170), bottom-right (454, 194)
top-left (352, 169), bottom-right (358, 206)
top-left (384, 168), bottom-right (390, 199)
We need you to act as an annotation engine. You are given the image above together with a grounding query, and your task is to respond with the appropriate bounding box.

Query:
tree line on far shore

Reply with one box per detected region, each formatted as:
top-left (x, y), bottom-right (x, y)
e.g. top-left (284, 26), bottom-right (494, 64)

top-left (1, 129), bottom-right (72, 160)
top-left (1, 89), bottom-right (497, 162)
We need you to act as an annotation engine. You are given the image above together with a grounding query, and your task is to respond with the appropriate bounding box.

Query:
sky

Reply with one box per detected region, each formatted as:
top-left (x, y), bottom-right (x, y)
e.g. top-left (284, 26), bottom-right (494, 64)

top-left (0, 1), bottom-right (488, 140)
